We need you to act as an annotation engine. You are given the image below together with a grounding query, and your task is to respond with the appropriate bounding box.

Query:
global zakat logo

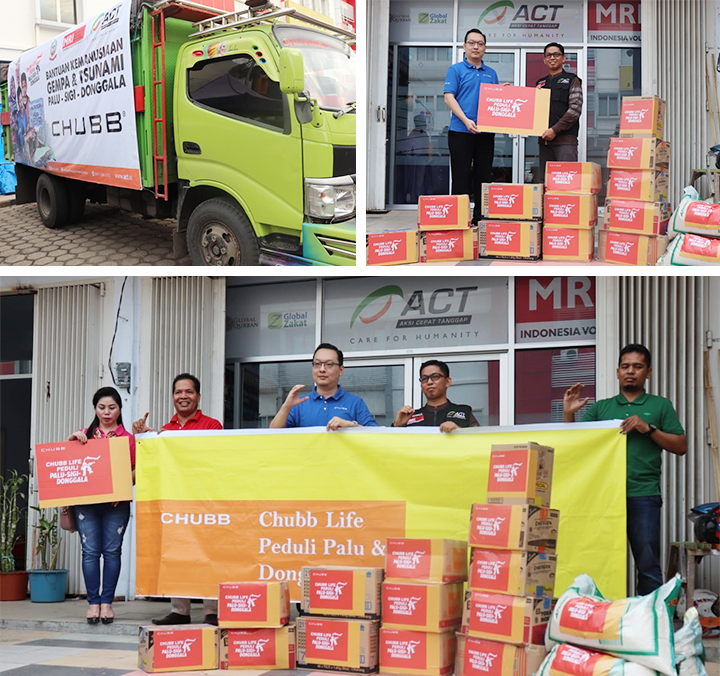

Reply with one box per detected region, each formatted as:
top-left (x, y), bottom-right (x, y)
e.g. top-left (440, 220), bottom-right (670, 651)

top-left (235, 638), bottom-right (270, 657)
top-left (49, 39), bottom-right (58, 61)
top-left (350, 285), bottom-right (404, 327)
top-left (469, 649), bottom-right (499, 672)
top-left (267, 311), bottom-right (307, 329)
top-left (418, 12), bottom-right (448, 24)
top-left (386, 639), bottom-right (422, 659)
top-left (478, 0), bottom-right (514, 25)
top-left (315, 581), bottom-right (348, 601)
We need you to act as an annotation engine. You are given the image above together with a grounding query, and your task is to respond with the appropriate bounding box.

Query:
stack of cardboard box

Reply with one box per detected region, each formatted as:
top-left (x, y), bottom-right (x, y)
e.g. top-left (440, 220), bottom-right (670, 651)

top-left (600, 95), bottom-right (671, 265)
top-left (379, 538), bottom-right (467, 676)
top-left (456, 442), bottom-right (558, 676)
top-left (217, 580), bottom-right (293, 670)
top-left (297, 566), bottom-right (382, 673)
top-left (478, 183), bottom-right (543, 261)
top-left (542, 163), bottom-right (601, 261)
top-left (417, 195), bottom-right (478, 263)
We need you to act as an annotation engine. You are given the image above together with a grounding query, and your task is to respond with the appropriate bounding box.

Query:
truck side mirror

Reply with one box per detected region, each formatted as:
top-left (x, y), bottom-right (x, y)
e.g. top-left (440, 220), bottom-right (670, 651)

top-left (279, 48), bottom-right (304, 94)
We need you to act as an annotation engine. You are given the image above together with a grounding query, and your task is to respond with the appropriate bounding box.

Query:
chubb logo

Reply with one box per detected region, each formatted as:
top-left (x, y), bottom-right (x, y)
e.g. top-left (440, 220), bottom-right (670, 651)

top-left (350, 285), bottom-right (404, 327)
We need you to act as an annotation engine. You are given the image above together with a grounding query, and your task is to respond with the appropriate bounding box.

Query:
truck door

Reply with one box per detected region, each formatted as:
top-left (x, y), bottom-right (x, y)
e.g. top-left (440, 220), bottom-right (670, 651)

top-left (176, 46), bottom-right (303, 230)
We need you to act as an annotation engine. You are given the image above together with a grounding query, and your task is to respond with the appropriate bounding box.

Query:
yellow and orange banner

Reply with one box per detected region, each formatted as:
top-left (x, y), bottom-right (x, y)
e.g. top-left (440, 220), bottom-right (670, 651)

top-left (135, 423), bottom-right (627, 601)
top-left (36, 437), bottom-right (133, 508)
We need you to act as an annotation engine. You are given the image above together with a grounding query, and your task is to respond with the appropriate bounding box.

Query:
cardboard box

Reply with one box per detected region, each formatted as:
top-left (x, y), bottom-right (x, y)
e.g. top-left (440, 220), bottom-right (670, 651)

top-left (381, 582), bottom-right (463, 632)
top-left (367, 228), bottom-right (418, 266)
top-left (545, 162), bottom-right (602, 194)
top-left (469, 504), bottom-right (560, 553)
top-left (543, 193), bottom-right (597, 229)
top-left (296, 616), bottom-right (379, 673)
top-left (469, 549), bottom-right (557, 597)
top-left (379, 628), bottom-right (456, 676)
top-left (607, 169), bottom-right (668, 203)
top-left (385, 538), bottom-right (468, 584)
top-left (607, 137), bottom-right (670, 170)
top-left (219, 625), bottom-right (295, 670)
top-left (301, 566), bottom-right (383, 619)
top-left (481, 183), bottom-right (543, 221)
top-left (218, 581), bottom-right (289, 628)
top-left (543, 227), bottom-right (594, 261)
top-left (461, 591), bottom-right (553, 646)
top-left (419, 226), bottom-right (477, 263)
top-left (455, 634), bottom-right (547, 676)
top-left (598, 229), bottom-right (669, 266)
top-left (418, 195), bottom-right (471, 230)
top-left (619, 95), bottom-right (666, 138)
top-left (478, 220), bottom-right (542, 260)
top-left (486, 442), bottom-right (554, 508)
top-left (138, 625), bottom-right (218, 673)
top-left (604, 198), bottom-right (670, 236)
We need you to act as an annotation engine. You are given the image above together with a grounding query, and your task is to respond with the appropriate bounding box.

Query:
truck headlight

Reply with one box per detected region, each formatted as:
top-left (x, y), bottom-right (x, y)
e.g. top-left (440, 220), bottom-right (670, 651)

top-left (305, 176), bottom-right (356, 220)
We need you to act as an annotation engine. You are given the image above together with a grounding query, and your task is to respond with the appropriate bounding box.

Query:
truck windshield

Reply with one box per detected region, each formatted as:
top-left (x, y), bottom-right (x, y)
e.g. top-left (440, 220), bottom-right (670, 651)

top-left (274, 25), bottom-right (355, 112)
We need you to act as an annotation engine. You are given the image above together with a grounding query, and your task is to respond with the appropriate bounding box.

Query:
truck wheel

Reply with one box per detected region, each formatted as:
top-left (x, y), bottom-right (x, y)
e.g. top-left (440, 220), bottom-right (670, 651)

top-left (187, 198), bottom-right (260, 266)
top-left (36, 173), bottom-right (69, 229)
top-left (66, 185), bottom-right (86, 224)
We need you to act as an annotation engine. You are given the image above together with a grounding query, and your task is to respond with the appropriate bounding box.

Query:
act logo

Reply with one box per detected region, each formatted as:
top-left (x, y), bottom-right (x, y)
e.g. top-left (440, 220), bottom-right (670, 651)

top-left (478, 0), bottom-right (514, 25)
top-left (350, 285), bottom-right (404, 327)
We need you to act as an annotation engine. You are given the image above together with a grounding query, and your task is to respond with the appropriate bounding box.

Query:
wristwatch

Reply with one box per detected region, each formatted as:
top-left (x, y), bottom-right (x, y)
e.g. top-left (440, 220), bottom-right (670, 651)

top-left (645, 424), bottom-right (658, 436)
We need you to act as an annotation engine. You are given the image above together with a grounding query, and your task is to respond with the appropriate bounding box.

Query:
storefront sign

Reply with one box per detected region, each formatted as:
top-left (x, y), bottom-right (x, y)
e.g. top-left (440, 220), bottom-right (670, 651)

top-left (458, 0), bottom-right (584, 44)
top-left (515, 277), bottom-right (596, 343)
top-left (476, 84), bottom-right (550, 135)
top-left (322, 277), bottom-right (508, 350)
top-left (8, 0), bottom-right (141, 188)
top-left (135, 423), bottom-right (627, 601)
top-left (588, 1), bottom-right (641, 44)
top-left (389, 0), bottom-right (453, 42)
top-left (226, 281), bottom-right (316, 359)
top-left (35, 437), bottom-right (133, 507)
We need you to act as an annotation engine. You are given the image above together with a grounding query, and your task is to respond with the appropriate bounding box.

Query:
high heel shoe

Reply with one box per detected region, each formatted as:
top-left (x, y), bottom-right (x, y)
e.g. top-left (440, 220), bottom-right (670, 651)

top-left (86, 605), bottom-right (100, 625)
top-left (100, 603), bottom-right (114, 624)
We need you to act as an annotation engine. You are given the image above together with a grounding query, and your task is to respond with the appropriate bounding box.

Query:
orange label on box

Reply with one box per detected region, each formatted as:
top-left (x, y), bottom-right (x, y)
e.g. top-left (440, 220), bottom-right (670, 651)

top-left (546, 163), bottom-right (602, 194)
top-left (603, 230), bottom-right (639, 263)
top-left (367, 231), bottom-right (415, 266)
top-left (387, 539), bottom-right (432, 578)
top-left (543, 194), bottom-right (597, 228)
top-left (418, 195), bottom-right (470, 230)
top-left (305, 619), bottom-right (349, 662)
top-left (36, 437), bottom-right (133, 508)
top-left (607, 169), bottom-right (667, 202)
top-left (619, 96), bottom-right (664, 137)
top-left (604, 199), bottom-right (666, 234)
top-left (488, 451), bottom-right (530, 494)
top-left (470, 505), bottom-right (516, 549)
top-left (468, 592), bottom-right (516, 638)
top-left (488, 184), bottom-right (524, 216)
top-left (383, 584), bottom-right (429, 627)
top-left (543, 228), bottom-right (594, 261)
top-left (153, 628), bottom-right (204, 670)
top-left (477, 85), bottom-right (550, 135)
top-left (226, 628), bottom-right (278, 667)
top-left (220, 583), bottom-right (268, 623)
top-left (470, 550), bottom-right (515, 592)
top-left (309, 569), bottom-right (355, 611)
top-left (380, 629), bottom-right (428, 671)
top-left (486, 221), bottom-right (523, 255)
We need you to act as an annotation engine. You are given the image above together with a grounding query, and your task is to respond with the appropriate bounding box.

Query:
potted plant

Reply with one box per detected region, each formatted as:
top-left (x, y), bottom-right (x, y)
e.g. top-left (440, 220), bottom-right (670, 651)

top-left (0, 470), bottom-right (29, 601)
top-left (28, 506), bottom-right (68, 603)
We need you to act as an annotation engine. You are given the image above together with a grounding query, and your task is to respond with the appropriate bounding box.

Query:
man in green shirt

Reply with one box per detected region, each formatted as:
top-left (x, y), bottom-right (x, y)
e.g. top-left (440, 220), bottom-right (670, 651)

top-left (563, 344), bottom-right (687, 595)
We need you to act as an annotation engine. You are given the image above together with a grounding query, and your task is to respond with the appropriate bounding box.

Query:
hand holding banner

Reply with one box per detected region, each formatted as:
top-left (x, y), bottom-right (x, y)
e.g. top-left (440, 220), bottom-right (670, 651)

top-left (476, 84), bottom-right (550, 136)
top-left (36, 437), bottom-right (133, 508)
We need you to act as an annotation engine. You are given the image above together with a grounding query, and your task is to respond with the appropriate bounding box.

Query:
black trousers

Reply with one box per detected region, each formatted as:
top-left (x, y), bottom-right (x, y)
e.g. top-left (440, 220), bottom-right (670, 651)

top-left (448, 130), bottom-right (495, 222)
top-left (538, 142), bottom-right (578, 182)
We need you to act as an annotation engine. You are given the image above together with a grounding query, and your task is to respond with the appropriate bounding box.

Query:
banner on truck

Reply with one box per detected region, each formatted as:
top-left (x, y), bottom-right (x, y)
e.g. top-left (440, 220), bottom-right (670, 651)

top-left (8, 0), bottom-right (141, 189)
top-left (135, 423), bottom-right (627, 601)
top-left (36, 437), bottom-right (133, 508)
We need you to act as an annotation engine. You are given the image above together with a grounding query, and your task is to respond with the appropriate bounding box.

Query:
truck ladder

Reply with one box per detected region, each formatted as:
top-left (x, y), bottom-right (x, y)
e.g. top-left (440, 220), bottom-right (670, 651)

top-left (150, 8), bottom-right (169, 200)
top-left (189, 7), bottom-right (355, 42)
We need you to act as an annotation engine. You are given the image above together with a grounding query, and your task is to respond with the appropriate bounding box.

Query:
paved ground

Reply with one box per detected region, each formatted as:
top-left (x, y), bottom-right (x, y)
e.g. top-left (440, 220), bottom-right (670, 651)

top-left (0, 196), bottom-right (191, 266)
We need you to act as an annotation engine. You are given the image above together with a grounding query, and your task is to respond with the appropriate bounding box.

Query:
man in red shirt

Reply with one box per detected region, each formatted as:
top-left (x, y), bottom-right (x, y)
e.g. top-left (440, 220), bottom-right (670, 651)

top-left (133, 373), bottom-right (222, 625)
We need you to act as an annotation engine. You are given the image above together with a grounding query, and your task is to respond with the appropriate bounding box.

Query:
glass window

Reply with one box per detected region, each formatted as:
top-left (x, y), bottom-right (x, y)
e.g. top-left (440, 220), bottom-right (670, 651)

top-left (188, 54), bottom-right (285, 130)
top-left (587, 48), bottom-right (641, 201)
top-left (0, 295), bottom-right (33, 375)
top-left (40, 0), bottom-right (76, 23)
top-left (515, 347), bottom-right (596, 424)
top-left (389, 1), bottom-right (453, 42)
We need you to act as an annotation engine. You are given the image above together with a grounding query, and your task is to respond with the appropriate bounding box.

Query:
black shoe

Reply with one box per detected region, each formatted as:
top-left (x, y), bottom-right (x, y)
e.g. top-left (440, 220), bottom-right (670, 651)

top-left (101, 616), bottom-right (114, 625)
top-left (86, 616), bottom-right (100, 625)
top-left (203, 614), bottom-right (218, 626)
top-left (152, 612), bottom-right (191, 625)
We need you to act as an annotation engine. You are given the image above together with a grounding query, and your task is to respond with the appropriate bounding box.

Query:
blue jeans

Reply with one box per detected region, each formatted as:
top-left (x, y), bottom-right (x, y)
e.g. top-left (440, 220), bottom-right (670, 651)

top-left (73, 502), bottom-right (131, 605)
top-left (627, 495), bottom-right (663, 596)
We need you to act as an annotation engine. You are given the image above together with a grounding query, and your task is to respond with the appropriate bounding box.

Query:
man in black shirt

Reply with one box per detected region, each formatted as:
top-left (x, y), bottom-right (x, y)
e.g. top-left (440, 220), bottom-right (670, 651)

top-left (394, 360), bottom-right (480, 432)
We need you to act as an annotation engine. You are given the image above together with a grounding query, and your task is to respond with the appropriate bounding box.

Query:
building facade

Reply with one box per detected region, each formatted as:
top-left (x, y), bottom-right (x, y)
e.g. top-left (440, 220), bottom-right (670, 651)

top-left (1, 274), bottom-right (718, 600)
top-left (367, 0), bottom-right (719, 210)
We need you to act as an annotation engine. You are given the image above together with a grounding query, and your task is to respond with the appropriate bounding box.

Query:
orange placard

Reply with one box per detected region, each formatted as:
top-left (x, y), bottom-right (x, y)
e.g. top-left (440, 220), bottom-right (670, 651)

top-left (476, 85), bottom-right (550, 136)
top-left (35, 437), bottom-right (133, 508)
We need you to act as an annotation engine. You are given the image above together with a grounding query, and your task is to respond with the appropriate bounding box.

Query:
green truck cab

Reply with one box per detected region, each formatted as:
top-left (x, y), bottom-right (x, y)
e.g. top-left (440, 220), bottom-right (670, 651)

top-left (5, 0), bottom-right (356, 266)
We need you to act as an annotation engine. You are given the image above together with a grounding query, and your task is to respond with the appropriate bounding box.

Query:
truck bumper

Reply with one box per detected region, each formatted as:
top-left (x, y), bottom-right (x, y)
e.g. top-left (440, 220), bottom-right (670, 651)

top-left (259, 219), bottom-right (356, 266)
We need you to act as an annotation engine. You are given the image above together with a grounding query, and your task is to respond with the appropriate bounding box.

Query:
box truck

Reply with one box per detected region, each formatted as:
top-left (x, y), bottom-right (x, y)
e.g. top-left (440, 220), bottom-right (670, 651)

top-left (0, 0), bottom-right (356, 265)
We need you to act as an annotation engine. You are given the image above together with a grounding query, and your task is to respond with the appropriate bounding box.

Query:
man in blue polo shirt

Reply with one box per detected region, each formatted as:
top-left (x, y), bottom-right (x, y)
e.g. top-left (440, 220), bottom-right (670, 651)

top-left (443, 28), bottom-right (499, 225)
top-left (563, 344), bottom-right (686, 595)
top-left (270, 343), bottom-right (378, 430)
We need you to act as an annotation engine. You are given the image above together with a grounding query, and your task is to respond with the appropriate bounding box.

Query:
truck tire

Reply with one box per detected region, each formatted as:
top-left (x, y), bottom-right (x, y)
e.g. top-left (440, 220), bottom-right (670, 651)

top-left (36, 173), bottom-right (69, 229)
top-left (187, 198), bottom-right (260, 266)
top-left (66, 184), bottom-right (86, 224)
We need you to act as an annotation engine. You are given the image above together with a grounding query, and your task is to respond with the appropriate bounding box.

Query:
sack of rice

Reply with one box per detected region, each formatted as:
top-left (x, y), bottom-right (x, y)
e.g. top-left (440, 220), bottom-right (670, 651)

top-left (658, 233), bottom-right (720, 265)
top-left (675, 608), bottom-right (708, 676)
top-left (536, 643), bottom-right (659, 676)
top-left (668, 187), bottom-right (720, 239)
top-left (546, 574), bottom-right (681, 676)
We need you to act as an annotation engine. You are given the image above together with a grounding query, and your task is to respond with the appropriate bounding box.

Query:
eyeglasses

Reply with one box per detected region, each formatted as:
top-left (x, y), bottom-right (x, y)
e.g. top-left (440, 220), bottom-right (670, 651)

top-left (419, 373), bottom-right (446, 384)
top-left (466, 40), bottom-right (485, 47)
top-left (312, 361), bottom-right (340, 369)
top-left (544, 52), bottom-right (563, 59)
